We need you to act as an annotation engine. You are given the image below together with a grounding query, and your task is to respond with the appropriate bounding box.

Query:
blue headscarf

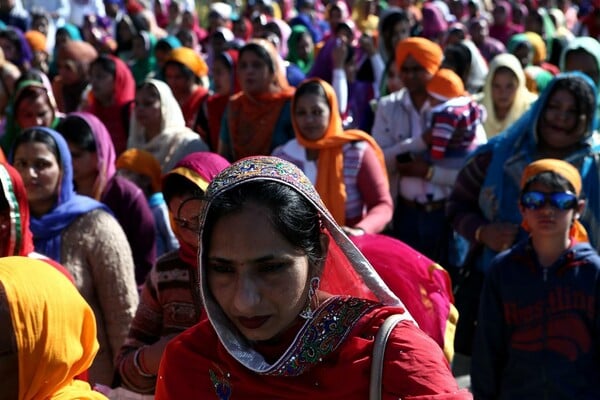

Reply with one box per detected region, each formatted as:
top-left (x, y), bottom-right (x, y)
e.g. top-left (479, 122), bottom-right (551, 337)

top-left (472, 72), bottom-right (600, 272)
top-left (10, 127), bottom-right (110, 262)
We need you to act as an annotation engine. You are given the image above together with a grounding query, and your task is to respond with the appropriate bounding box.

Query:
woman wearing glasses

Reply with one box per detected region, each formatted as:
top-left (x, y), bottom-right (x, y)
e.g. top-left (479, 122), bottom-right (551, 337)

top-left (472, 159), bottom-right (600, 398)
top-left (116, 152), bottom-right (230, 395)
top-left (447, 72), bottom-right (600, 354)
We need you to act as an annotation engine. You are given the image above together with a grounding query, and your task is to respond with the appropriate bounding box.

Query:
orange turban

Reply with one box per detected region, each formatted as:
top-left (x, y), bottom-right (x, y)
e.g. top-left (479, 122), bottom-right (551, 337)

top-left (520, 158), bottom-right (587, 243)
top-left (395, 37), bottom-right (443, 75)
top-left (167, 47), bottom-right (208, 78)
top-left (25, 30), bottom-right (47, 52)
top-left (426, 68), bottom-right (465, 100)
top-left (116, 149), bottom-right (162, 193)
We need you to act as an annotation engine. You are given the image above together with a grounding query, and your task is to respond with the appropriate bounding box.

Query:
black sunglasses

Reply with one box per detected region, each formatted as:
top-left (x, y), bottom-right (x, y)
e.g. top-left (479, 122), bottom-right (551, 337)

top-left (520, 191), bottom-right (578, 211)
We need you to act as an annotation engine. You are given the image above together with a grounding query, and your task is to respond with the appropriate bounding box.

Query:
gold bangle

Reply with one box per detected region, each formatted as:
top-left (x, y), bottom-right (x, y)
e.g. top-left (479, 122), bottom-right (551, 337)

top-left (425, 166), bottom-right (434, 181)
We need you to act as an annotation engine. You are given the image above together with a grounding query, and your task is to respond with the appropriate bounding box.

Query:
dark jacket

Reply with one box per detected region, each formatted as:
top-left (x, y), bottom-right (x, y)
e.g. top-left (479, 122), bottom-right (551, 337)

top-left (472, 239), bottom-right (600, 399)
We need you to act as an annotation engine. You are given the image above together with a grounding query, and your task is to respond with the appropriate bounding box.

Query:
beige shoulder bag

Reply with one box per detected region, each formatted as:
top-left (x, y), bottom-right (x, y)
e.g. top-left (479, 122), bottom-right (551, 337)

top-left (369, 314), bottom-right (409, 400)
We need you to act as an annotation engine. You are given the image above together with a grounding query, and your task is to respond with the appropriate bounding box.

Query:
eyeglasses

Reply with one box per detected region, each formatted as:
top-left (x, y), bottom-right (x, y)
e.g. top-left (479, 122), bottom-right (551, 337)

top-left (520, 191), bottom-right (578, 210)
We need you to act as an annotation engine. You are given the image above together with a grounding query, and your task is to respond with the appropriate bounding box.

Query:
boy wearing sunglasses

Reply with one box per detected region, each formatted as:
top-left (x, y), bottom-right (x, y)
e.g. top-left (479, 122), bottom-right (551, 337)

top-left (471, 158), bottom-right (600, 399)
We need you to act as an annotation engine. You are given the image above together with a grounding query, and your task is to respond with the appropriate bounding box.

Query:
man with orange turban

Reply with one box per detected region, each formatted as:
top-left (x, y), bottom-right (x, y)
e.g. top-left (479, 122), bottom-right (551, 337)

top-left (372, 36), bottom-right (464, 271)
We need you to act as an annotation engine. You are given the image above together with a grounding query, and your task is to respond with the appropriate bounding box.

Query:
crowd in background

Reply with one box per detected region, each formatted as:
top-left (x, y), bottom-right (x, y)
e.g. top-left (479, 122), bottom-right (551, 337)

top-left (1, 0), bottom-right (600, 397)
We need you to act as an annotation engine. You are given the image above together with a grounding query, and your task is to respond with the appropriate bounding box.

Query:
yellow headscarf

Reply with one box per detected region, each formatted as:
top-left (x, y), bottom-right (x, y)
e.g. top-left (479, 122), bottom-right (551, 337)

top-left (520, 159), bottom-right (588, 243)
top-left (116, 149), bottom-right (163, 194)
top-left (0, 257), bottom-right (105, 400)
top-left (167, 47), bottom-right (209, 78)
top-left (292, 78), bottom-right (387, 225)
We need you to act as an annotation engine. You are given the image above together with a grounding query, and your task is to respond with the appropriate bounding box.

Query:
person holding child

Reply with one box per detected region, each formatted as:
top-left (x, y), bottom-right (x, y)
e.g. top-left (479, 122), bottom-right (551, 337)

top-left (471, 159), bottom-right (600, 398)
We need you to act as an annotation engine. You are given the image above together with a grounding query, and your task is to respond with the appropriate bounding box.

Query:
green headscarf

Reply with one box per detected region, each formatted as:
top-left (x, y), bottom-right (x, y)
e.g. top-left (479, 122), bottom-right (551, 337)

top-left (286, 25), bottom-right (314, 74)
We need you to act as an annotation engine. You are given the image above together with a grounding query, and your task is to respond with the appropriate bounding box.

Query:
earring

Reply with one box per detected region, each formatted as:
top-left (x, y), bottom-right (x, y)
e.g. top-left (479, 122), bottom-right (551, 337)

top-left (299, 277), bottom-right (320, 320)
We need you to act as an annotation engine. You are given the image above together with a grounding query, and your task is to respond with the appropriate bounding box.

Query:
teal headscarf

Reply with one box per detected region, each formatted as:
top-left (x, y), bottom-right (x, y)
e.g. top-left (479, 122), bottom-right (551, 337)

top-left (286, 25), bottom-right (314, 74)
top-left (131, 31), bottom-right (157, 85)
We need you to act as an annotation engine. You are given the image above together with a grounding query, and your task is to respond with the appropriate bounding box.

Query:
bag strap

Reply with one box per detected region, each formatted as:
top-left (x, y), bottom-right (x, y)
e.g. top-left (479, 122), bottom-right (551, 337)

top-left (369, 314), bottom-right (409, 400)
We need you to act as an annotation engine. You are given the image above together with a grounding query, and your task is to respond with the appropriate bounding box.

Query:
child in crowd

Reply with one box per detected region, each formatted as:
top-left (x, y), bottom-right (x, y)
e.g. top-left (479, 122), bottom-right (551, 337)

top-left (422, 68), bottom-right (486, 169)
top-left (116, 149), bottom-right (179, 258)
top-left (472, 159), bottom-right (600, 398)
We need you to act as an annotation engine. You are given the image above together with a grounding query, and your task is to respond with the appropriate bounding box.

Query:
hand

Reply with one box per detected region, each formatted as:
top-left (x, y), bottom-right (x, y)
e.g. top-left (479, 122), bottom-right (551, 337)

top-left (421, 129), bottom-right (433, 146)
top-left (396, 157), bottom-right (430, 178)
top-left (332, 39), bottom-right (348, 69)
top-left (478, 222), bottom-right (519, 252)
top-left (342, 226), bottom-right (365, 236)
top-left (138, 333), bottom-right (179, 374)
top-left (358, 33), bottom-right (377, 56)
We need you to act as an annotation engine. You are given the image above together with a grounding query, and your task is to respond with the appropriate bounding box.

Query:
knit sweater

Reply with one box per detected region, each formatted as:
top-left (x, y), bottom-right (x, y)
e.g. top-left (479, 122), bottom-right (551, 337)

top-left (61, 209), bottom-right (139, 386)
top-left (116, 251), bottom-right (202, 393)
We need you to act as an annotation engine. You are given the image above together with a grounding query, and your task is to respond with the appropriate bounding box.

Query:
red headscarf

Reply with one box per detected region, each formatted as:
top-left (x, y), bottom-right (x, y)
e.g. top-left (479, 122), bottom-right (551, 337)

top-left (206, 49), bottom-right (240, 151)
top-left (85, 55), bottom-right (136, 155)
top-left (0, 163), bottom-right (34, 256)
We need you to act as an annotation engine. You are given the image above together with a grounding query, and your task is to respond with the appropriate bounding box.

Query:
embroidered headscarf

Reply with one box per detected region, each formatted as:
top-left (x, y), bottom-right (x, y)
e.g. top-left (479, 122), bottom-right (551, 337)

top-left (395, 37), bottom-right (443, 75)
top-left (10, 127), bottom-right (109, 262)
top-left (481, 53), bottom-right (538, 138)
top-left (67, 112), bottom-right (117, 200)
top-left (0, 257), bottom-right (104, 400)
top-left (162, 152), bottom-right (230, 267)
top-left (196, 156), bottom-right (412, 374)
top-left (520, 158), bottom-right (588, 242)
top-left (0, 163), bottom-right (34, 256)
top-left (292, 78), bottom-right (387, 225)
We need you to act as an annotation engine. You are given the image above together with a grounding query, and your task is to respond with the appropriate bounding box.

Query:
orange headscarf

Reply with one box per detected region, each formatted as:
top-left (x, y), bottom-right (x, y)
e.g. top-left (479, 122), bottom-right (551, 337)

top-left (24, 30), bottom-right (47, 52)
top-left (520, 158), bottom-right (588, 243)
top-left (228, 39), bottom-right (295, 160)
top-left (395, 37), bottom-right (443, 74)
top-left (292, 78), bottom-right (387, 225)
top-left (116, 149), bottom-right (163, 193)
top-left (167, 47), bottom-right (209, 78)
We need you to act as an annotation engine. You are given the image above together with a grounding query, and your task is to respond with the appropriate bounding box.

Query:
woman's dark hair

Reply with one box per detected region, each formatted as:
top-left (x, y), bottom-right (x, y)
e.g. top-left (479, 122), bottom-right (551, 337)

top-left (55, 116), bottom-right (96, 152)
top-left (14, 86), bottom-right (49, 116)
top-left (494, 66), bottom-right (518, 80)
top-left (546, 75), bottom-right (595, 123)
top-left (155, 38), bottom-right (176, 53)
top-left (0, 29), bottom-right (23, 60)
top-left (215, 51), bottom-right (235, 71)
top-left (522, 171), bottom-right (577, 196)
top-left (202, 180), bottom-right (325, 272)
top-left (442, 43), bottom-right (472, 83)
top-left (293, 80), bottom-right (328, 110)
top-left (15, 69), bottom-right (46, 87)
top-left (162, 174), bottom-right (204, 204)
top-left (163, 60), bottom-right (200, 84)
top-left (239, 42), bottom-right (274, 74)
top-left (90, 54), bottom-right (116, 78)
top-left (381, 9), bottom-right (409, 35)
top-left (13, 128), bottom-right (60, 165)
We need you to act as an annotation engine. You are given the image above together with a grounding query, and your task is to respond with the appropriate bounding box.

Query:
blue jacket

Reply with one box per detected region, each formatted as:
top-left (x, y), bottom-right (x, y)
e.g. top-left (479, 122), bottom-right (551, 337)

top-left (472, 239), bottom-right (600, 399)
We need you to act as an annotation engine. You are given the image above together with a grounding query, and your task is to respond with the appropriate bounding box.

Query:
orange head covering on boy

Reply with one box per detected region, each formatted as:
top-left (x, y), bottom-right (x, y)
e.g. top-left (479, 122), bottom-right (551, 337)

top-left (395, 37), bottom-right (443, 74)
top-left (520, 158), bottom-right (588, 243)
top-left (426, 68), bottom-right (466, 101)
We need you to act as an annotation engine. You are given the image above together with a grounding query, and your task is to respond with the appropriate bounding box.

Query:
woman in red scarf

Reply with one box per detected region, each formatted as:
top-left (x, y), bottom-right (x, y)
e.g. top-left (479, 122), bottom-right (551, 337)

top-left (155, 156), bottom-right (470, 399)
top-left (115, 152), bottom-right (230, 395)
top-left (85, 54), bottom-right (136, 155)
top-left (218, 39), bottom-right (295, 161)
top-left (203, 49), bottom-right (239, 152)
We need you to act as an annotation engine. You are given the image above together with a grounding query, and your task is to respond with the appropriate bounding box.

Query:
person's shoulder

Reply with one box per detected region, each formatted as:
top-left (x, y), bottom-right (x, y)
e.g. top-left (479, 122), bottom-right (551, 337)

top-left (164, 318), bottom-right (218, 359)
top-left (377, 88), bottom-right (408, 105)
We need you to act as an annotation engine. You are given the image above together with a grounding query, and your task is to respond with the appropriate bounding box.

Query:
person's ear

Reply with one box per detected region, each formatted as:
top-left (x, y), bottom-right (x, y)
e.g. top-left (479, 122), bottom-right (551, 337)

top-left (319, 232), bottom-right (329, 262)
top-left (574, 199), bottom-right (586, 220)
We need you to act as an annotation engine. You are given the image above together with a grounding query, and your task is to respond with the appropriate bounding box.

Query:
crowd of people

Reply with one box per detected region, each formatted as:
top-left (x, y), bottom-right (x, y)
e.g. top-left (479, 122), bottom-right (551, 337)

top-left (1, 0), bottom-right (600, 398)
